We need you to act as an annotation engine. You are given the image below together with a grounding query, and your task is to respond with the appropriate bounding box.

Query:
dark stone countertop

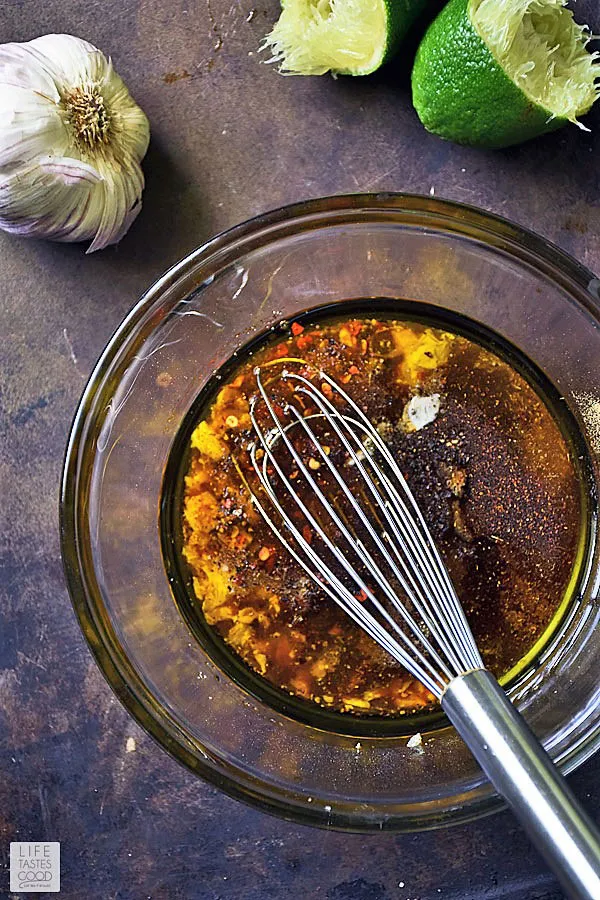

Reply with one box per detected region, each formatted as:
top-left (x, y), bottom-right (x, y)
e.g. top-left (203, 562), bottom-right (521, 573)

top-left (1, 1), bottom-right (599, 898)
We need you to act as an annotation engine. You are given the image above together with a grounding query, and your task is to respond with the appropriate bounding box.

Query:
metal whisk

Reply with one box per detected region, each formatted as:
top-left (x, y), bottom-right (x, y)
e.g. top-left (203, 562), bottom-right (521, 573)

top-left (247, 363), bottom-right (600, 900)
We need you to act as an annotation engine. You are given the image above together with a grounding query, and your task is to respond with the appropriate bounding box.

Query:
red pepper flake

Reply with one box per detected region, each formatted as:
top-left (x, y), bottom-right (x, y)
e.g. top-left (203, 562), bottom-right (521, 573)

top-left (296, 334), bottom-right (312, 350)
top-left (356, 589), bottom-right (368, 603)
top-left (349, 365), bottom-right (359, 375)
top-left (302, 525), bottom-right (313, 544)
top-left (291, 322), bottom-right (304, 336)
top-left (275, 342), bottom-right (289, 358)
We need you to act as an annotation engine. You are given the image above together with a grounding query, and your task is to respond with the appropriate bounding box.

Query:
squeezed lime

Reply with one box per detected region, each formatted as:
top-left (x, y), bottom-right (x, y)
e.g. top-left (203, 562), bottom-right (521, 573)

top-left (412, 0), bottom-right (599, 148)
top-left (263, 0), bottom-right (426, 75)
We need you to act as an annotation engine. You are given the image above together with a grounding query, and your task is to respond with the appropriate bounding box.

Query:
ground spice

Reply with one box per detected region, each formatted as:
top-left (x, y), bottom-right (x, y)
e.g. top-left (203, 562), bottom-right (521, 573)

top-left (180, 315), bottom-right (581, 716)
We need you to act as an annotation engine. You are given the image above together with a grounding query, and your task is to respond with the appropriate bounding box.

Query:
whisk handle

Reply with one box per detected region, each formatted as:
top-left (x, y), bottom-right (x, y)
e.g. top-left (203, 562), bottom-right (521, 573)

top-left (443, 668), bottom-right (600, 900)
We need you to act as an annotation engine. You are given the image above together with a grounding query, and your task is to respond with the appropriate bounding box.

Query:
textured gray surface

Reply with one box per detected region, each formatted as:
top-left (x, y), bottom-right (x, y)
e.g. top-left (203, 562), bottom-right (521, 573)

top-left (1, 1), bottom-right (599, 898)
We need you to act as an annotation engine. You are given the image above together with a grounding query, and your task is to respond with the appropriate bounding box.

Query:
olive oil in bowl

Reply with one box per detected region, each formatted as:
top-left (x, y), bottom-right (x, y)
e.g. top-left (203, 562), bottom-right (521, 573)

top-left (161, 300), bottom-right (591, 737)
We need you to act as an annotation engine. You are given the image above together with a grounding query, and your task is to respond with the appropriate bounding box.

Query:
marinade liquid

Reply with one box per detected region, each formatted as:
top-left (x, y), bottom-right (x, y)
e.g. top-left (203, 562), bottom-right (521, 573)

top-left (162, 301), bottom-right (589, 729)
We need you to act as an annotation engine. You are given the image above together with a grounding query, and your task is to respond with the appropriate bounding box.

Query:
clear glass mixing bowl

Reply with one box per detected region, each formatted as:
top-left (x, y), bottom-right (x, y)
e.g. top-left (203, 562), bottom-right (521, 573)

top-left (61, 194), bottom-right (600, 832)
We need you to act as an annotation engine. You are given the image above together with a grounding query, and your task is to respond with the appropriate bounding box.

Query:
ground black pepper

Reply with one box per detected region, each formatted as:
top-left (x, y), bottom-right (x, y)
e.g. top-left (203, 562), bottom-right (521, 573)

top-left (181, 314), bottom-right (581, 716)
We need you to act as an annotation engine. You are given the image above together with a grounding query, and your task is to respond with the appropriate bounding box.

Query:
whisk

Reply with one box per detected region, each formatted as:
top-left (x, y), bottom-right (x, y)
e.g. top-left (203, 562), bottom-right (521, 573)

top-left (246, 363), bottom-right (600, 900)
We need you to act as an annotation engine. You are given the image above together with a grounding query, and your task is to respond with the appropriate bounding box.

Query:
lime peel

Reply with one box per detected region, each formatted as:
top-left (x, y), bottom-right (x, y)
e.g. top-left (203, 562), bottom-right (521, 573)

top-left (472, 0), bottom-right (599, 125)
top-left (262, 0), bottom-right (425, 76)
top-left (412, 0), bottom-right (600, 148)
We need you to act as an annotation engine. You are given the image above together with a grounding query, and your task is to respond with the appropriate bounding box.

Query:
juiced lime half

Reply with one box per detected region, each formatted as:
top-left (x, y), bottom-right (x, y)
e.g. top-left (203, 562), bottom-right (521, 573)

top-left (412, 0), bottom-right (599, 148)
top-left (262, 0), bottom-right (426, 76)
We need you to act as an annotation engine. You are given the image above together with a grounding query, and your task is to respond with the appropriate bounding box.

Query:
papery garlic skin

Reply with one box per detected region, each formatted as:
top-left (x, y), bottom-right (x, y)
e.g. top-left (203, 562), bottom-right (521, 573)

top-left (0, 34), bottom-right (150, 252)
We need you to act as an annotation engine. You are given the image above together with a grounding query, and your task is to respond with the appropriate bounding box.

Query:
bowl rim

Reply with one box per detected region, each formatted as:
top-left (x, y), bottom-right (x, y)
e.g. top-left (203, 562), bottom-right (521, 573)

top-left (60, 192), bottom-right (600, 832)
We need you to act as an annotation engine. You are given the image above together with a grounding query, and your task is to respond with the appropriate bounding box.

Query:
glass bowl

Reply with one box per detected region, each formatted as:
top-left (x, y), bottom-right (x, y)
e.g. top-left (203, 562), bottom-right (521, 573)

top-left (60, 194), bottom-right (600, 832)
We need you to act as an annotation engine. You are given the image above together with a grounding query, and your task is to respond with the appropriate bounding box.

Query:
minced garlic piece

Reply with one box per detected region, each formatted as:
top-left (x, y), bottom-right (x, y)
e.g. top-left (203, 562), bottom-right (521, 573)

top-left (228, 621), bottom-right (254, 647)
top-left (392, 327), bottom-right (452, 383)
top-left (343, 697), bottom-right (371, 710)
top-left (253, 651), bottom-right (268, 674)
top-left (192, 567), bottom-right (233, 625)
top-left (191, 420), bottom-right (226, 460)
top-left (400, 393), bottom-right (441, 433)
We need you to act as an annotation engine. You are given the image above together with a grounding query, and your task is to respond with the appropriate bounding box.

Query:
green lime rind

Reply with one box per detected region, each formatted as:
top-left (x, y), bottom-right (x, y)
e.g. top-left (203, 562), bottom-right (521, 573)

top-left (411, 0), bottom-right (598, 148)
top-left (382, 0), bottom-right (428, 69)
top-left (263, 0), bottom-right (427, 77)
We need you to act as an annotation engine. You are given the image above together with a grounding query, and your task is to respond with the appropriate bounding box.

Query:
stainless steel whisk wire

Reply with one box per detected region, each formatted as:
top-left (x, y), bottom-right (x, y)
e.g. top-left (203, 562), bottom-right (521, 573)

top-left (245, 364), bottom-right (600, 900)
top-left (249, 368), bottom-right (482, 695)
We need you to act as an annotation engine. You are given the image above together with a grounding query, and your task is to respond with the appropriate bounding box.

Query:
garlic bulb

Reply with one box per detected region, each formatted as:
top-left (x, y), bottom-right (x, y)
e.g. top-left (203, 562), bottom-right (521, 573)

top-left (0, 34), bottom-right (150, 252)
